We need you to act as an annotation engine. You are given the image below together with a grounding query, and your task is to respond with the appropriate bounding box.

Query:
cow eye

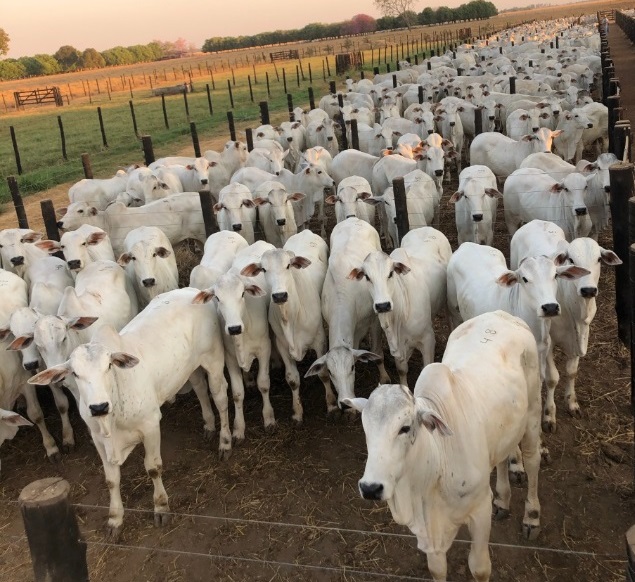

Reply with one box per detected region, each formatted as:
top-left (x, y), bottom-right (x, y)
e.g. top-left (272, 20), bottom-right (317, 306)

top-left (72, 371), bottom-right (78, 378)
top-left (399, 425), bottom-right (410, 435)
top-left (78, 209), bottom-right (84, 214)
top-left (241, 291), bottom-right (245, 298)
top-left (522, 276), bottom-right (528, 283)
top-left (364, 274), bottom-right (370, 282)
top-left (388, 271), bottom-right (394, 279)
top-left (350, 364), bottom-right (354, 371)
top-left (82, 242), bottom-right (87, 246)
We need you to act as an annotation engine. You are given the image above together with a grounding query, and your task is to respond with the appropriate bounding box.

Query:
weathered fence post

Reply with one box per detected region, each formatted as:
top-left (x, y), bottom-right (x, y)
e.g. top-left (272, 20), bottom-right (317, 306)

top-left (509, 76), bottom-right (516, 94)
top-left (9, 126), bottom-right (23, 175)
top-left (227, 111), bottom-right (236, 141)
top-left (57, 116), bottom-right (67, 161)
top-left (141, 135), bottom-right (155, 166)
top-left (129, 100), bottom-right (139, 138)
top-left (308, 87), bottom-right (316, 110)
top-left (392, 177), bottom-right (410, 244)
top-left (283, 68), bottom-right (287, 94)
top-left (206, 84), bottom-right (213, 116)
top-left (246, 128), bottom-right (254, 152)
top-left (610, 162), bottom-right (634, 345)
top-left (350, 118), bottom-right (360, 150)
top-left (199, 191), bottom-right (219, 239)
top-left (329, 80), bottom-right (336, 95)
top-left (190, 122), bottom-right (201, 158)
top-left (81, 153), bottom-right (93, 179)
top-left (248, 75), bottom-right (254, 102)
top-left (259, 101), bottom-right (270, 125)
top-left (40, 200), bottom-right (62, 257)
top-left (474, 107), bottom-right (483, 136)
top-left (227, 80), bottom-right (234, 109)
top-left (161, 94), bottom-right (169, 129)
top-left (418, 85), bottom-right (424, 104)
top-left (19, 478), bottom-right (89, 582)
top-left (287, 93), bottom-right (294, 121)
top-left (7, 176), bottom-right (29, 228)
top-left (97, 107), bottom-right (108, 148)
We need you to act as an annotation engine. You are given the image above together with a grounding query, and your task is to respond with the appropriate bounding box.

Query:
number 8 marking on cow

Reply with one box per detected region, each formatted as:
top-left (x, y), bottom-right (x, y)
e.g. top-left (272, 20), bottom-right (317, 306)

top-left (481, 329), bottom-right (496, 343)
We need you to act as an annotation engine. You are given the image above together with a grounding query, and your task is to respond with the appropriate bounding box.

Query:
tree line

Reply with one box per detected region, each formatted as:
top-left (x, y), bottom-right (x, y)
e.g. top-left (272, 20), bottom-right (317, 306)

top-left (201, 1), bottom-right (497, 53)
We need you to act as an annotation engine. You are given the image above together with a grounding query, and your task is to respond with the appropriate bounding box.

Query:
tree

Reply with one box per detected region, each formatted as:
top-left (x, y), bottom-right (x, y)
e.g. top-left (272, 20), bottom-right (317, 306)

top-left (374, 0), bottom-right (420, 28)
top-left (79, 48), bottom-right (105, 69)
top-left (54, 45), bottom-right (81, 70)
top-left (0, 28), bottom-right (9, 57)
top-left (0, 59), bottom-right (25, 80)
top-left (341, 14), bottom-right (377, 35)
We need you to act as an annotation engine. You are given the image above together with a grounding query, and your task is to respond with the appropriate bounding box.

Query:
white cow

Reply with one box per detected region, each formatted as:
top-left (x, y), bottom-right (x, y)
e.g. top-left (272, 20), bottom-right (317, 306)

top-left (330, 150), bottom-right (378, 187)
top-left (68, 170), bottom-right (130, 210)
top-left (510, 220), bottom-right (621, 431)
top-left (577, 102), bottom-right (608, 159)
top-left (552, 108), bottom-right (593, 163)
top-left (305, 219), bottom-right (390, 412)
top-left (345, 310), bottom-right (542, 582)
top-left (29, 288), bottom-right (229, 540)
top-left (348, 227), bottom-right (451, 384)
top-left (0, 408), bottom-right (32, 473)
top-left (189, 231), bottom-right (248, 290)
top-left (149, 157), bottom-right (211, 192)
top-left (213, 183), bottom-right (257, 244)
top-left (204, 140), bottom-right (248, 176)
top-left (117, 227), bottom-right (178, 309)
top-left (24, 256), bottom-right (74, 314)
top-left (252, 181), bottom-right (304, 248)
top-left (325, 176), bottom-right (375, 225)
top-left (504, 168), bottom-right (593, 241)
top-left (245, 143), bottom-right (288, 176)
top-left (240, 231), bottom-right (329, 422)
top-left (0, 229), bottom-right (46, 278)
top-left (450, 165), bottom-right (502, 246)
top-left (306, 118), bottom-right (340, 158)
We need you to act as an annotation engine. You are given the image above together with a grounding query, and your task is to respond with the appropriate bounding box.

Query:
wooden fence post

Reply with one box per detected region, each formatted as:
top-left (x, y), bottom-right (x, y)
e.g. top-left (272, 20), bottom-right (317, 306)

top-left (227, 80), bottom-right (234, 109)
top-left (141, 135), bottom-right (155, 166)
top-left (19, 478), bottom-right (88, 582)
top-left (9, 126), bottom-right (23, 175)
top-left (206, 84), bottom-right (213, 116)
top-left (287, 93), bottom-right (294, 121)
top-left (227, 111), bottom-right (236, 141)
top-left (97, 107), bottom-right (108, 148)
top-left (81, 153), bottom-right (93, 179)
top-left (7, 176), bottom-right (29, 229)
top-left (393, 177), bottom-right (410, 244)
top-left (190, 122), bottom-right (201, 158)
top-left (40, 200), bottom-right (63, 257)
top-left (308, 87), bottom-right (315, 110)
top-left (246, 128), bottom-right (254, 152)
top-left (259, 101), bottom-right (270, 125)
top-left (161, 94), bottom-right (169, 129)
top-left (57, 116), bottom-right (67, 161)
top-left (129, 100), bottom-right (139, 138)
top-left (350, 118), bottom-right (360, 150)
top-left (199, 191), bottom-right (219, 239)
top-left (610, 162), bottom-right (634, 345)
top-left (474, 107), bottom-right (483, 136)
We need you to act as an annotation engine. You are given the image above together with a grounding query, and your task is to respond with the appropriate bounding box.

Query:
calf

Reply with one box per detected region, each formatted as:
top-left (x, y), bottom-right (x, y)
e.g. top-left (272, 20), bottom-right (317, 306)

top-left (253, 181), bottom-right (304, 248)
top-left (213, 183), bottom-right (257, 245)
top-left (325, 176), bottom-right (375, 225)
top-left (68, 170), bottom-right (129, 210)
top-left (189, 231), bottom-right (248, 290)
top-left (0, 229), bottom-right (46, 278)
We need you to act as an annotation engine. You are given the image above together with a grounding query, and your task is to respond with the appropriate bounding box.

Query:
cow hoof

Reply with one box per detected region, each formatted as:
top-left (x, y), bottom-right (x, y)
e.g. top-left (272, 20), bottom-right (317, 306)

top-left (493, 505), bottom-right (510, 521)
top-left (292, 415), bottom-right (303, 427)
top-left (48, 451), bottom-right (62, 465)
top-left (106, 523), bottom-right (122, 542)
top-left (264, 422), bottom-right (277, 434)
top-left (154, 511), bottom-right (171, 528)
top-left (568, 406), bottom-right (582, 419)
top-left (509, 469), bottom-right (527, 485)
top-left (522, 523), bottom-right (541, 541)
top-left (541, 419), bottom-right (556, 434)
top-left (232, 434), bottom-right (245, 446)
top-left (540, 447), bottom-right (552, 465)
top-left (62, 443), bottom-right (75, 454)
top-left (203, 427), bottom-right (215, 442)
top-left (218, 448), bottom-right (232, 461)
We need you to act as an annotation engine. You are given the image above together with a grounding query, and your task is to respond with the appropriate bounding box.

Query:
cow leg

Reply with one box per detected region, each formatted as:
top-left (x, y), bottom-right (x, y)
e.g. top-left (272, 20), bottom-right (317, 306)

top-left (187, 368), bottom-right (216, 440)
top-left (467, 496), bottom-right (493, 582)
top-left (563, 355), bottom-right (581, 418)
top-left (225, 352), bottom-right (246, 443)
top-left (257, 343), bottom-right (276, 430)
top-left (200, 358), bottom-right (232, 460)
top-left (421, 329), bottom-right (436, 368)
top-left (370, 321), bottom-right (390, 384)
top-left (93, 439), bottom-right (124, 541)
top-left (520, 422), bottom-right (542, 540)
top-left (21, 385), bottom-right (60, 462)
top-left (275, 336), bottom-right (303, 424)
top-left (395, 355), bottom-right (409, 387)
top-left (51, 383), bottom-right (75, 453)
top-left (493, 460), bottom-right (511, 519)
top-left (425, 550), bottom-right (448, 582)
top-left (508, 444), bottom-right (526, 484)
top-left (504, 209), bottom-right (520, 238)
top-left (312, 328), bottom-right (337, 413)
top-left (142, 427), bottom-right (170, 528)
top-left (542, 348), bottom-right (560, 433)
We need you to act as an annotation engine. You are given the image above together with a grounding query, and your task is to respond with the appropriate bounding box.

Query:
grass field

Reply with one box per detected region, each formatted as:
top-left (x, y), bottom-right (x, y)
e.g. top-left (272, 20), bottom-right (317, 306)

top-left (0, 0), bottom-right (629, 206)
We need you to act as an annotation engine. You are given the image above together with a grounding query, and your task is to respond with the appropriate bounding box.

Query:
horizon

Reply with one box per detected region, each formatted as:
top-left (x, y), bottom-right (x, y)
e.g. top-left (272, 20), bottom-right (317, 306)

top-left (3, 0), bottom-right (603, 59)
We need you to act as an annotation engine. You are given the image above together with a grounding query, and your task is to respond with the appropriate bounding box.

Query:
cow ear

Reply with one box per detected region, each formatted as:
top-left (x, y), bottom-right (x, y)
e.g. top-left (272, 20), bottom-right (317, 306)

top-left (28, 363), bottom-right (71, 385)
top-left (556, 265), bottom-right (591, 280)
top-left (445, 149), bottom-right (458, 159)
top-left (242, 199), bottom-right (255, 208)
top-left (252, 197), bottom-right (267, 206)
top-left (186, 164), bottom-right (194, 170)
top-left (193, 289), bottom-right (215, 304)
top-left (88, 207), bottom-right (99, 216)
top-left (416, 402), bottom-right (453, 436)
top-left (287, 192), bottom-right (305, 202)
top-left (117, 253), bottom-right (133, 266)
top-left (21, 232), bottom-right (43, 243)
top-left (363, 197), bottom-right (386, 206)
top-left (357, 191), bottom-right (372, 201)
top-left (111, 352), bottom-right (139, 369)
top-left (448, 191), bottom-right (464, 203)
top-left (155, 247), bottom-right (171, 258)
top-left (496, 271), bottom-right (519, 287)
top-left (484, 188), bottom-right (503, 198)
top-left (213, 203), bottom-right (223, 213)
top-left (0, 328), bottom-right (10, 341)
top-left (325, 195), bottom-right (338, 205)
top-left (347, 268), bottom-right (365, 281)
top-left (553, 252), bottom-right (569, 266)
top-left (35, 240), bottom-right (61, 253)
top-left (67, 316), bottom-right (99, 330)
top-left (304, 355), bottom-right (326, 378)
top-left (245, 285), bottom-right (265, 297)
top-left (290, 256), bottom-right (311, 269)
top-left (393, 261), bottom-right (411, 275)
top-left (550, 183), bottom-right (565, 193)
top-left (600, 248), bottom-right (622, 266)
top-left (352, 349), bottom-right (382, 363)
top-left (240, 263), bottom-right (264, 277)
top-left (551, 129), bottom-right (563, 138)
top-left (0, 411), bottom-right (32, 427)
top-left (521, 135), bottom-right (534, 142)
top-left (7, 335), bottom-right (33, 351)
top-left (86, 232), bottom-right (107, 245)
top-left (341, 397), bottom-right (368, 413)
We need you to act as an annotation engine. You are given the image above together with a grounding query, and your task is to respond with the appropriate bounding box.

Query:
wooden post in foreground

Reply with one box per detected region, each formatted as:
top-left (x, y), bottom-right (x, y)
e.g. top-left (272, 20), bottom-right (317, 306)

top-left (199, 191), bottom-right (219, 239)
top-left (19, 478), bottom-right (88, 582)
top-left (81, 153), bottom-right (93, 179)
top-left (392, 177), bottom-right (410, 244)
top-left (7, 176), bottom-right (29, 228)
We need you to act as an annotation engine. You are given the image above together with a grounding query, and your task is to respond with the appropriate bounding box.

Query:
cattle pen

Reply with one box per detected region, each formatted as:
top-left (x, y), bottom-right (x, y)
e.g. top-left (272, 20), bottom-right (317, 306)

top-left (0, 9), bottom-right (635, 582)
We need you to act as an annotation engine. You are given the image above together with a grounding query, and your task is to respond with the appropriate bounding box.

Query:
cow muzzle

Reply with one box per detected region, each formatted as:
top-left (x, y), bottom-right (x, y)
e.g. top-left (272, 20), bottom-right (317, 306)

top-left (201, 179), bottom-right (209, 186)
top-left (24, 361), bottom-right (39, 372)
top-left (67, 259), bottom-right (81, 270)
top-left (272, 292), bottom-right (288, 304)
top-left (276, 218), bottom-right (286, 226)
top-left (232, 224), bottom-right (243, 232)
top-left (541, 303), bottom-right (560, 317)
top-left (575, 207), bottom-right (587, 216)
top-left (359, 481), bottom-right (384, 500)
top-left (586, 123), bottom-right (593, 128)
top-left (472, 213), bottom-right (484, 222)
top-left (89, 402), bottom-right (110, 417)
top-left (142, 278), bottom-right (156, 288)
top-left (375, 302), bottom-right (392, 313)
top-left (435, 169), bottom-right (443, 177)
top-left (227, 325), bottom-right (242, 336)
top-left (10, 256), bottom-right (24, 266)
top-left (56, 221), bottom-right (65, 229)
top-left (580, 286), bottom-right (598, 298)
top-left (428, 129), bottom-right (434, 134)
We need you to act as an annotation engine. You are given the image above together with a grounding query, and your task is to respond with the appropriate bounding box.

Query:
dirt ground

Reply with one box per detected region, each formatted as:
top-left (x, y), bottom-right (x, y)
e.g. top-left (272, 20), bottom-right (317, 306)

top-left (1, 26), bottom-right (634, 582)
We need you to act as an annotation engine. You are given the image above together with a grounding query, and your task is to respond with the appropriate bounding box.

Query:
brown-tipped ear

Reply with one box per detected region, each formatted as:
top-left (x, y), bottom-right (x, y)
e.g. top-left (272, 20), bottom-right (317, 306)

top-left (496, 271), bottom-right (519, 287)
top-left (35, 240), bottom-right (61, 253)
top-left (213, 202), bottom-right (223, 213)
top-left (0, 411), bottom-right (32, 427)
top-left (155, 247), bottom-right (171, 258)
top-left (600, 249), bottom-right (622, 266)
top-left (448, 191), bottom-right (463, 204)
top-left (347, 268), bottom-right (365, 281)
top-left (57, 207), bottom-right (68, 217)
top-left (117, 253), bottom-right (133, 266)
top-left (287, 192), bottom-right (305, 202)
top-left (7, 335), bottom-right (33, 351)
top-left (484, 188), bottom-right (503, 198)
top-left (21, 232), bottom-right (43, 243)
top-left (445, 150), bottom-right (458, 159)
top-left (242, 199), bottom-right (255, 208)
top-left (304, 166), bottom-right (312, 174)
top-left (252, 197), bottom-right (268, 206)
top-left (28, 364), bottom-right (70, 386)
top-left (304, 355), bottom-right (326, 378)
top-left (290, 256), bottom-right (311, 269)
top-left (550, 183), bottom-right (565, 193)
top-left (186, 164), bottom-right (194, 170)
top-left (0, 328), bottom-right (11, 341)
top-left (245, 284), bottom-right (265, 297)
top-left (393, 261), bottom-right (411, 275)
top-left (416, 406), bottom-right (453, 436)
top-left (557, 265), bottom-right (591, 280)
top-left (325, 195), bottom-right (338, 205)
top-left (86, 232), bottom-right (107, 245)
top-left (111, 352), bottom-right (139, 369)
top-left (240, 263), bottom-right (264, 277)
top-left (357, 191), bottom-right (372, 201)
top-left (68, 316), bottom-right (99, 330)
top-left (553, 252), bottom-right (569, 266)
top-left (88, 206), bottom-right (98, 216)
top-left (352, 349), bottom-right (382, 363)
top-left (193, 289), bottom-right (215, 304)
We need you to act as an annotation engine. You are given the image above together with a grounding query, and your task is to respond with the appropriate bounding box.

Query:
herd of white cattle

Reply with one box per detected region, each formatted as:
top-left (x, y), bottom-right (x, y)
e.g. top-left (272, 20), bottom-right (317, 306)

top-left (0, 13), bottom-right (623, 582)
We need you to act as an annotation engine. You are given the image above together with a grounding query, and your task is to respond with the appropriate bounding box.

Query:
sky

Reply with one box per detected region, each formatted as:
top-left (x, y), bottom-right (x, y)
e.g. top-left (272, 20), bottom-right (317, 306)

top-left (4, 0), bottom-right (581, 58)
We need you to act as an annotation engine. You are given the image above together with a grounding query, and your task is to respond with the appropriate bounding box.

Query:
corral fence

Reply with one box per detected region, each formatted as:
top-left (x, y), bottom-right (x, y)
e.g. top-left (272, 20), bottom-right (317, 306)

top-left (13, 87), bottom-right (64, 109)
top-left (598, 9), bottom-right (616, 22)
top-left (269, 50), bottom-right (299, 62)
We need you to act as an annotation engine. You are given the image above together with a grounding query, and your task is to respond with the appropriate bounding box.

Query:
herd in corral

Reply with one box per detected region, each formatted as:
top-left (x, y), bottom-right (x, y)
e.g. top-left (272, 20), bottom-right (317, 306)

top-left (0, 12), bottom-right (624, 582)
